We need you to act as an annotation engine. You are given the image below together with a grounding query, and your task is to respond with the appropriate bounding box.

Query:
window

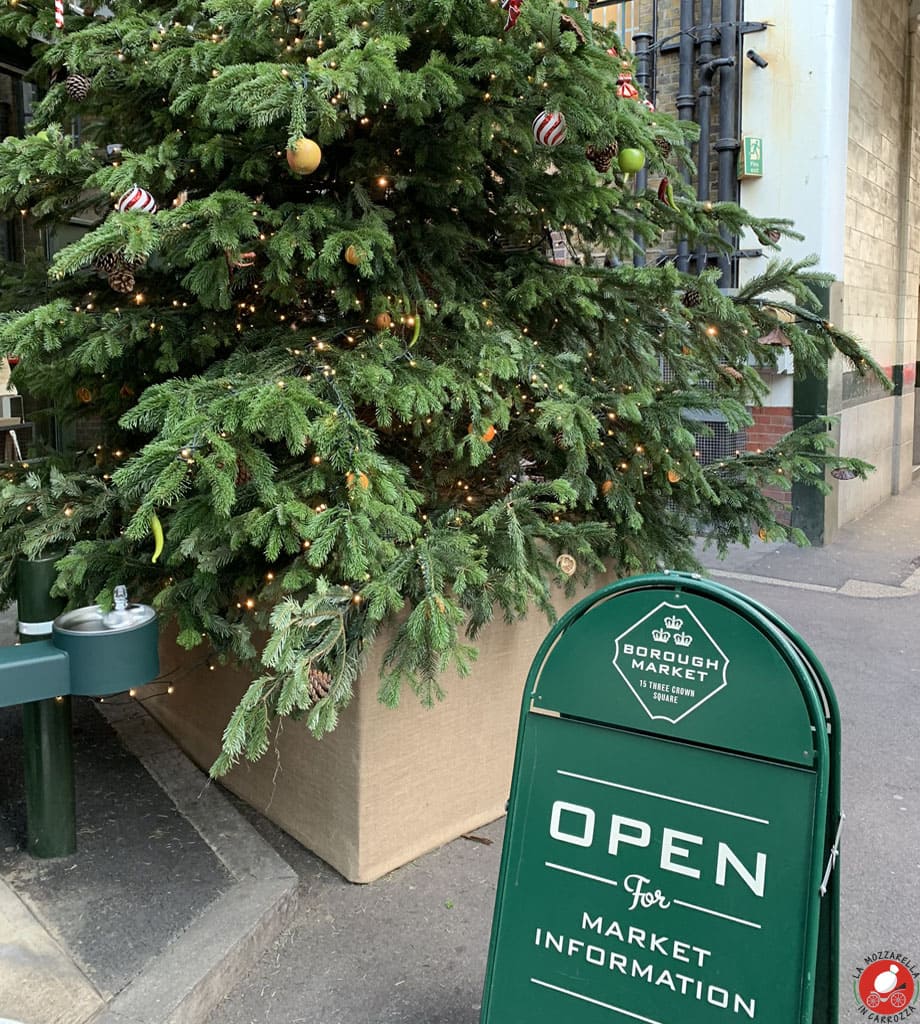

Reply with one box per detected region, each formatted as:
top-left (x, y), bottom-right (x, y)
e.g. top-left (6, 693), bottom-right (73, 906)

top-left (1, 66), bottom-right (40, 263)
top-left (587, 1), bottom-right (639, 50)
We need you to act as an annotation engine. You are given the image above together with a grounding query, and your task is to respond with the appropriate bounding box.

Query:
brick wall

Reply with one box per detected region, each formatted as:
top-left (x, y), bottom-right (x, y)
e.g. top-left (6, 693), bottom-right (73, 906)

top-left (746, 406), bottom-right (794, 524)
top-left (746, 405), bottom-right (793, 453)
top-left (635, 0), bottom-right (680, 114)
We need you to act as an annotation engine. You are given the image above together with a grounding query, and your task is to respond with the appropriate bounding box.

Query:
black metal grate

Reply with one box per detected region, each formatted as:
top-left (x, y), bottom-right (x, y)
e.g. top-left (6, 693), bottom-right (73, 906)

top-left (662, 359), bottom-right (747, 465)
top-left (693, 422), bottom-right (747, 466)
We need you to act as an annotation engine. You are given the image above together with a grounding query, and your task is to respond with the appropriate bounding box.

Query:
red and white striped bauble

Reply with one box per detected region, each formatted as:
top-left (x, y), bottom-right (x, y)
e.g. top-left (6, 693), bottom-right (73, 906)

top-left (54, 0), bottom-right (64, 28)
top-left (501, 0), bottom-right (522, 30)
top-left (532, 111), bottom-right (567, 148)
top-left (115, 185), bottom-right (157, 214)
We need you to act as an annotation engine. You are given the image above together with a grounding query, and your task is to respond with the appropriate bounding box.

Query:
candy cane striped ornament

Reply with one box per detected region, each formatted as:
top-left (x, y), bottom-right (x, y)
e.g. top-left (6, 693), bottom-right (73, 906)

top-left (501, 0), bottom-right (522, 30)
top-left (54, 0), bottom-right (64, 28)
top-left (532, 111), bottom-right (567, 148)
top-left (115, 185), bottom-right (157, 214)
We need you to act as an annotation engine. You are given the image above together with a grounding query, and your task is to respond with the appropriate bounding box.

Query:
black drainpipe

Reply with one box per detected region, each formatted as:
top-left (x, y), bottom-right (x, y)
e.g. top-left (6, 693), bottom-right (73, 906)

top-left (650, 0), bottom-right (660, 108)
top-left (715, 0), bottom-right (741, 286)
top-left (695, 0), bottom-right (733, 272)
top-left (675, 0), bottom-right (696, 272)
top-left (633, 30), bottom-right (653, 268)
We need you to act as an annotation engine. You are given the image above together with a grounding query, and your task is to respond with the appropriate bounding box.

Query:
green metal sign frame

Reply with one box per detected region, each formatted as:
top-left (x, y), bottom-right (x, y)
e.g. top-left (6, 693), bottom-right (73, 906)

top-left (707, 579), bottom-right (841, 1024)
top-left (481, 572), bottom-right (838, 1024)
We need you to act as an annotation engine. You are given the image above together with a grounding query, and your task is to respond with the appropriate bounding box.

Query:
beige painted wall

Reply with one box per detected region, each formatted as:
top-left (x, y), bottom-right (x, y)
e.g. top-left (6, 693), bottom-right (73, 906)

top-left (842, 0), bottom-right (920, 519)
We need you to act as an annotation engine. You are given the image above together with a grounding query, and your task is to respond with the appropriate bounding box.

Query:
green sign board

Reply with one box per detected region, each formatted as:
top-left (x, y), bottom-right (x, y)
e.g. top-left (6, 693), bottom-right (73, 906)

top-left (738, 136), bottom-right (764, 179)
top-left (481, 574), bottom-right (839, 1024)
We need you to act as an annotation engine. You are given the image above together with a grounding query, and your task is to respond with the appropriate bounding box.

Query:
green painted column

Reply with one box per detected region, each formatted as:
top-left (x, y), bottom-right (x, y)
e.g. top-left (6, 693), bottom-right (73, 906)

top-left (791, 284), bottom-right (842, 546)
top-left (17, 554), bottom-right (75, 858)
top-left (791, 374), bottom-right (829, 545)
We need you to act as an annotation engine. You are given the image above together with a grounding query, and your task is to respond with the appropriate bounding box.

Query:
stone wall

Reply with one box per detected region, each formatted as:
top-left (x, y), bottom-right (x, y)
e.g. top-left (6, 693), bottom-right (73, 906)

top-left (841, 0), bottom-right (920, 521)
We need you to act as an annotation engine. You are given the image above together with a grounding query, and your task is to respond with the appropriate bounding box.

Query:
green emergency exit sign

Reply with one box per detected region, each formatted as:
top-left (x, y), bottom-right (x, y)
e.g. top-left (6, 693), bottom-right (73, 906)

top-left (739, 136), bottom-right (764, 179)
top-left (481, 574), bottom-right (840, 1024)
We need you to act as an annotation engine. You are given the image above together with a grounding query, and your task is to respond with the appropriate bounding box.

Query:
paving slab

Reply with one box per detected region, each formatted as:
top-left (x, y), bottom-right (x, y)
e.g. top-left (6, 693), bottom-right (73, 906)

top-left (202, 809), bottom-right (504, 1024)
top-left (698, 475), bottom-right (920, 591)
top-left (0, 878), bottom-right (102, 1024)
top-left (0, 697), bottom-right (234, 1001)
top-left (0, 639), bottom-right (299, 1024)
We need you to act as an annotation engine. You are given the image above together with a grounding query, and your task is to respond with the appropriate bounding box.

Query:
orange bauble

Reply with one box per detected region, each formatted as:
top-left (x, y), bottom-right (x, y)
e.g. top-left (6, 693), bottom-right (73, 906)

top-left (667, 469), bottom-right (681, 483)
top-left (467, 423), bottom-right (497, 442)
top-left (601, 479), bottom-right (614, 495)
top-left (344, 245), bottom-right (361, 266)
top-left (374, 312), bottom-right (393, 331)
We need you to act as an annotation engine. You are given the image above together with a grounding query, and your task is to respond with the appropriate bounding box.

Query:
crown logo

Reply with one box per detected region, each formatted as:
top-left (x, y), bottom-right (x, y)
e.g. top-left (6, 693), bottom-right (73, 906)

top-left (673, 632), bottom-right (693, 647)
top-left (664, 615), bottom-right (683, 631)
top-left (652, 628), bottom-right (671, 643)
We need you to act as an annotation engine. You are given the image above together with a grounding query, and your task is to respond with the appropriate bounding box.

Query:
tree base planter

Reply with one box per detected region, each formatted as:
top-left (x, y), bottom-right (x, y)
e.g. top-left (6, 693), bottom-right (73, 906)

top-left (143, 574), bottom-right (612, 883)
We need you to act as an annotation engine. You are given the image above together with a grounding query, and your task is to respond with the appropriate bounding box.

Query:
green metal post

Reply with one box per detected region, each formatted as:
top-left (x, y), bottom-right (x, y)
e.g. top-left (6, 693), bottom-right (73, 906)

top-left (791, 283), bottom-right (840, 546)
top-left (791, 373), bottom-right (829, 544)
top-left (17, 554), bottom-right (75, 858)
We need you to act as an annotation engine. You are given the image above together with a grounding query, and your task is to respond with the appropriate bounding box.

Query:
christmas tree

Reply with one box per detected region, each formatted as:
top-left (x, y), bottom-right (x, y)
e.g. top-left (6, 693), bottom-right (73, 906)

top-left (0, 0), bottom-right (882, 773)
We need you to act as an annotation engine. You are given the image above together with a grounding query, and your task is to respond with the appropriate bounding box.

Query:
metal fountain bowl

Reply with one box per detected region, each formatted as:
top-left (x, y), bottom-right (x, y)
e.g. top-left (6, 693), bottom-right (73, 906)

top-left (52, 586), bottom-right (160, 695)
top-left (53, 602), bottom-right (156, 636)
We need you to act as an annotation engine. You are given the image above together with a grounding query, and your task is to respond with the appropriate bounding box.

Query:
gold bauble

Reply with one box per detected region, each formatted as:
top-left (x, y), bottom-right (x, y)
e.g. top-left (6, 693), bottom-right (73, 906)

top-left (344, 245), bottom-right (361, 266)
top-left (374, 312), bottom-right (393, 331)
top-left (285, 137), bottom-right (322, 175)
top-left (346, 471), bottom-right (370, 490)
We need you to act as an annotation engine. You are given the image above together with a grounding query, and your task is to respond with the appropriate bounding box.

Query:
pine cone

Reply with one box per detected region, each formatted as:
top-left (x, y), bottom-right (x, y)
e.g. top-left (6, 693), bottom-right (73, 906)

top-left (93, 252), bottom-right (119, 274)
top-left (586, 142), bottom-right (617, 173)
top-left (235, 460), bottom-right (251, 487)
top-left (682, 288), bottom-right (702, 309)
top-left (559, 13), bottom-right (586, 43)
top-left (308, 667), bottom-right (333, 705)
top-left (108, 267), bottom-right (135, 294)
top-left (655, 137), bottom-right (673, 159)
top-left (65, 74), bottom-right (92, 102)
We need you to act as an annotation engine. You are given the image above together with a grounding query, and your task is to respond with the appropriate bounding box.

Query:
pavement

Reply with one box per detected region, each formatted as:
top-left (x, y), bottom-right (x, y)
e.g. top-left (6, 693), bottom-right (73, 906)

top-left (1, 480), bottom-right (920, 1024)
